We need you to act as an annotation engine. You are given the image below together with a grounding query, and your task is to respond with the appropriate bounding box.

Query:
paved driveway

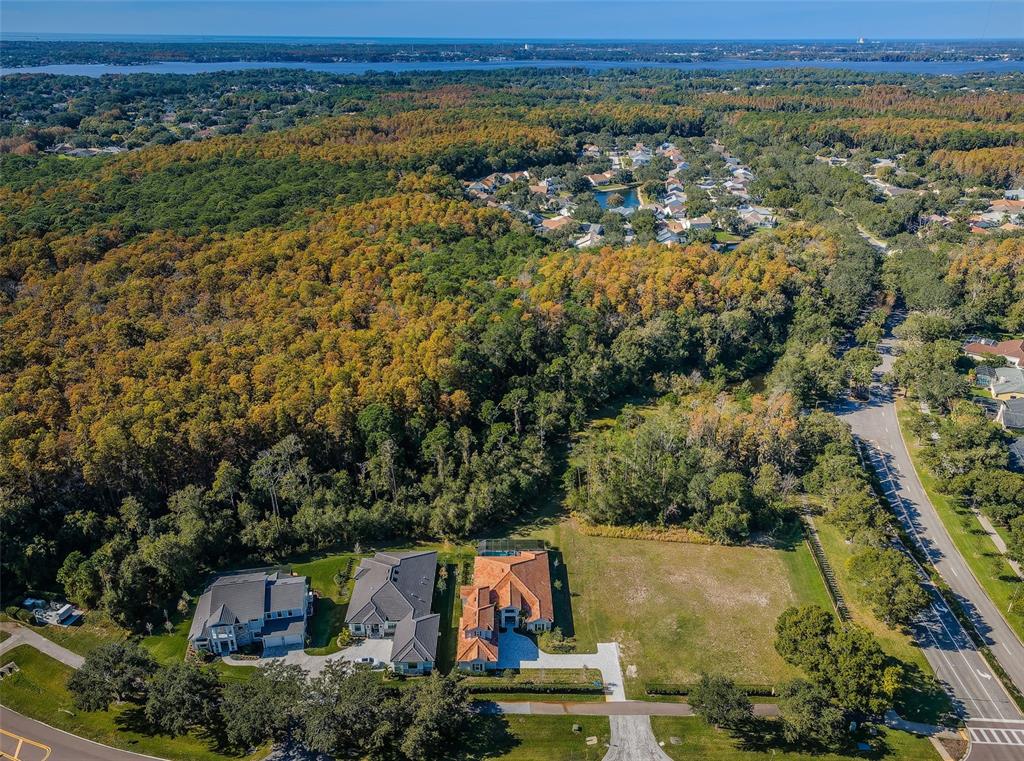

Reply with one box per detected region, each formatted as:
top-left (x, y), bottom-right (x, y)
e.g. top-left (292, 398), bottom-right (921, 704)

top-left (495, 631), bottom-right (626, 701)
top-left (0, 622), bottom-right (84, 669)
top-left (223, 636), bottom-right (393, 676)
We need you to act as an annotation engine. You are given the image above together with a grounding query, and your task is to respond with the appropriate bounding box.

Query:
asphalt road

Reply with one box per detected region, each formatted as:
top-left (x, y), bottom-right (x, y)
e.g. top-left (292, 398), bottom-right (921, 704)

top-left (602, 715), bottom-right (672, 761)
top-left (0, 707), bottom-right (165, 761)
top-left (833, 314), bottom-right (1024, 759)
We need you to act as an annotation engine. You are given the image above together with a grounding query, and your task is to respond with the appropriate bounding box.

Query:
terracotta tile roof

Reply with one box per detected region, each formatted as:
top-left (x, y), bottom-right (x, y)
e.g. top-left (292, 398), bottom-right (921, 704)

top-left (472, 551), bottom-right (554, 624)
top-left (456, 551), bottom-right (554, 666)
top-left (456, 631), bottom-right (499, 663)
top-left (459, 584), bottom-right (496, 633)
top-left (965, 339), bottom-right (1024, 364)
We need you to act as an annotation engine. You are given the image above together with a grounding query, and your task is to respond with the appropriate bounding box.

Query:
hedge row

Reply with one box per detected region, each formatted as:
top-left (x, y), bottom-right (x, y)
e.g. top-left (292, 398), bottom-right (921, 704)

top-left (645, 682), bottom-right (776, 697)
top-left (572, 517), bottom-right (713, 545)
top-left (465, 682), bottom-right (605, 695)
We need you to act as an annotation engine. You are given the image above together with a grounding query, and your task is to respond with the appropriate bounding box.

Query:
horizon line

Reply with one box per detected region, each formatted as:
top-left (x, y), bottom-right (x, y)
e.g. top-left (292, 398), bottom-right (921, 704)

top-left (5, 33), bottom-right (1024, 43)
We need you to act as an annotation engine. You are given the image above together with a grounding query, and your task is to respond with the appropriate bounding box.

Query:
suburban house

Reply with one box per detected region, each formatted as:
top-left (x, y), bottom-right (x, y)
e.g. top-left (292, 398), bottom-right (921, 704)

top-left (738, 204), bottom-right (777, 229)
top-left (345, 551), bottom-right (440, 675)
top-left (585, 171), bottom-right (616, 187)
top-left (575, 229), bottom-right (604, 248)
top-left (188, 570), bottom-right (312, 656)
top-left (965, 338), bottom-right (1024, 368)
top-left (988, 367), bottom-right (1024, 401)
top-left (456, 549), bottom-right (554, 672)
top-left (541, 215), bottom-right (578, 232)
top-left (997, 398), bottom-right (1024, 430)
top-left (683, 215), bottom-right (713, 231)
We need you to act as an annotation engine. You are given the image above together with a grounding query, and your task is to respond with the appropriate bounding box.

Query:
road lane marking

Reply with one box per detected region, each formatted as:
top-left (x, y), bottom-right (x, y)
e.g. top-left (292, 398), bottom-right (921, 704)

top-left (0, 729), bottom-right (50, 761)
top-left (863, 444), bottom-right (1013, 720)
top-left (969, 726), bottom-right (1024, 745)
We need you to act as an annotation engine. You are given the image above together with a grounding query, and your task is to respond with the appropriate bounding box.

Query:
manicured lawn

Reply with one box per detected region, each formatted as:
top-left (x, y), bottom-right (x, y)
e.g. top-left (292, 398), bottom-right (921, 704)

top-left (528, 519), bottom-right (832, 698)
top-left (815, 519), bottom-right (951, 724)
top-left (0, 645), bottom-right (264, 761)
top-left (460, 715), bottom-right (610, 761)
top-left (0, 631), bottom-right (9, 643)
top-left (896, 404), bottom-right (1024, 643)
top-left (651, 717), bottom-right (939, 760)
top-left (292, 552), bottom-right (362, 655)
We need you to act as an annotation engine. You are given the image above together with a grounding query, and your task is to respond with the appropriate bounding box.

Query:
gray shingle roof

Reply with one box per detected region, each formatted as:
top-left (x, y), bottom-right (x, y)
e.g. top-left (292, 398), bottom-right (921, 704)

top-left (345, 551), bottom-right (437, 626)
top-left (992, 367), bottom-right (1024, 396)
top-left (392, 613), bottom-right (440, 664)
top-left (188, 570), bottom-right (307, 642)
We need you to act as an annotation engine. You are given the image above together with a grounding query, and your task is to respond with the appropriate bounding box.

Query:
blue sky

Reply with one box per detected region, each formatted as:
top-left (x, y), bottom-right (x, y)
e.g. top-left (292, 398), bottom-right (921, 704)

top-left (3, 1), bottom-right (1020, 41)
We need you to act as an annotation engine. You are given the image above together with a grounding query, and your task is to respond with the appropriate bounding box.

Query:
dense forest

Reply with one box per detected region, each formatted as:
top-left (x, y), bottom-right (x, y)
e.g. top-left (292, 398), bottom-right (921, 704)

top-left (2, 65), bottom-right (1023, 628)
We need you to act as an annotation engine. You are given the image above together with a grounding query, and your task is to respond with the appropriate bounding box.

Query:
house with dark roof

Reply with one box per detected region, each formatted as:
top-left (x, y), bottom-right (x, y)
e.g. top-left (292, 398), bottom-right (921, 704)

top-left (188, 571), bottom-right (312, 656)
top-left (345, 551), bottom-right (440, 674)
top-left (457, 549), bottom-right (554, 672)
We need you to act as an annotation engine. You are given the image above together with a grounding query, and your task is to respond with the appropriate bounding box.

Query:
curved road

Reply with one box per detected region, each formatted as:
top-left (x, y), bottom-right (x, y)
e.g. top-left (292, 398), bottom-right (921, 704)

top-left (834, 313), bottom-right (1024, 760)
top-left (0, 707), bottom-right (166, 761)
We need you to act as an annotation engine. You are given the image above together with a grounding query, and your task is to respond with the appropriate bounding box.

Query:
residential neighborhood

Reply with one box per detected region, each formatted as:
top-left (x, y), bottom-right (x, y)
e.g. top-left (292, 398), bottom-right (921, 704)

top-left (462, 138), bottom-right (775, 249)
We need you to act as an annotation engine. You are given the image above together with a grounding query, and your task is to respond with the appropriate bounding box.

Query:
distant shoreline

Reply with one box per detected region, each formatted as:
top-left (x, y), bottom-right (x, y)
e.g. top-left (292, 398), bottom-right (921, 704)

top-left (5, 58), bottom-right (1024, 78)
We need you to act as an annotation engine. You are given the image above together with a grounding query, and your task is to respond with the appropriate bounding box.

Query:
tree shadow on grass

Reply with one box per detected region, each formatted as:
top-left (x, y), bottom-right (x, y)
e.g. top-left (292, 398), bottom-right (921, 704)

top-left (547, 550), bottom-right (576, 639)
top-left (896, 661), bottom-right (955, 725)
top-left (730, 717), bottom-right (895, 760)
top-left (114, 704), bottom-right (244, 757)
top-left (439, 713), bottom-right (518, 760)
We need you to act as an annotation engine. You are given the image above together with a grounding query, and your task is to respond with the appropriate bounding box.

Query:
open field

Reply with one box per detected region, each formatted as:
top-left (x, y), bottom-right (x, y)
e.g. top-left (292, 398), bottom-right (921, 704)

top-left (529, 519), bottom-right (833, 698)
top-left (651, 717), bottom-right (939, 761)
top-left (813, 518), bottom-right (950, 724)
top-left (897, 405), bottom-right (1024, 644)
top-left (0, 645), bottom-right (264, 761)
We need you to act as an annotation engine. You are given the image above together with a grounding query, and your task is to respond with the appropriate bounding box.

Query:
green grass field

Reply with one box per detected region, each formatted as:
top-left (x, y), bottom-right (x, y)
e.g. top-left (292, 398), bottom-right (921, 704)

top-left (529, 519), bottom-right (833, 698)
top-left (650, 717), bottom-right (939, 761)
top-left (1, 615), bottom-right (127, 658)
top-left (814, 518), bottom-right (950, 724)
top-left (462, 715), bottom-right (610, 761)
top-left (0, 645), bottom-right (264, 761)
top-left (896, 404), bottom-right (1024, 644)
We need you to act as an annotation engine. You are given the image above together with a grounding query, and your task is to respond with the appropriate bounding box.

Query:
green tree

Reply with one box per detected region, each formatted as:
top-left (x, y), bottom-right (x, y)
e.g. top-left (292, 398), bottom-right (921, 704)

top-left (847, 547), bottom-right (930, 628)
top-left (778, 679), bottom-right (849, 750)
top-left (144, 662), bottom-right (222, 736)
top-left (221, 661), bottom-right (305, 748)
top-left (400, 673), bottom-right (472, 760)
top-left (689, 673), bottom-right (753, 729)
top-left (67, 642), bottom-right (157, 711)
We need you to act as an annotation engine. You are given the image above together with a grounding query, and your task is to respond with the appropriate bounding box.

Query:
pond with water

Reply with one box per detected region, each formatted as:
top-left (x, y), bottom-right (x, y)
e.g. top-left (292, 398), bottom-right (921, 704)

top-left (595, 187), bottom-right (640, 210)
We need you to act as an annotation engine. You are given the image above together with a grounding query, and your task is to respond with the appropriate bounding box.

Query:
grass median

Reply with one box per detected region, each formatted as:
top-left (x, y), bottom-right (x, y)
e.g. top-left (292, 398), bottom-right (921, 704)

top-left (896, 402), bottom-right (1024, 644)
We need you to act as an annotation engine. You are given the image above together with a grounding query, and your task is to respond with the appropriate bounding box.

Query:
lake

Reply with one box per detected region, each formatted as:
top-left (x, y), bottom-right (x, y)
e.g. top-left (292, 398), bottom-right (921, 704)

top-left (595, 187), bottom-right (640, 210)
top-left (3, 58), bottom-right (1024, 77)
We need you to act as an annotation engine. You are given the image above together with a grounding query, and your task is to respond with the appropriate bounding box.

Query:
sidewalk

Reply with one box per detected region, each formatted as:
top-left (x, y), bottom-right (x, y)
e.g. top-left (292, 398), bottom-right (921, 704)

top-left (974, 510), bottom-right (1023, 579)
top-left (485, 700), bottom-right (780, 717)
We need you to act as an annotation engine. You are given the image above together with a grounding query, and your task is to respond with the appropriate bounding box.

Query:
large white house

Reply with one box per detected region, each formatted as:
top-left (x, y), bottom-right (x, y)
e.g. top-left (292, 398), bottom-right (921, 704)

top-left (188, 570), bottom-right (312, 656)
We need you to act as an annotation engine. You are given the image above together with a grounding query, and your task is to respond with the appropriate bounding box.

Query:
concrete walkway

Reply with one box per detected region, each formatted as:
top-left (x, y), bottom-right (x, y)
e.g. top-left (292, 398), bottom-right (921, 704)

top-left (973, 511), bottom-right (1023, 579)
top-left (0, 622), bottom-right (84, 669)
top-left (490, 701), bottom-right (780, 717)
top-left (495, 631), bottom-right (627, 701)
